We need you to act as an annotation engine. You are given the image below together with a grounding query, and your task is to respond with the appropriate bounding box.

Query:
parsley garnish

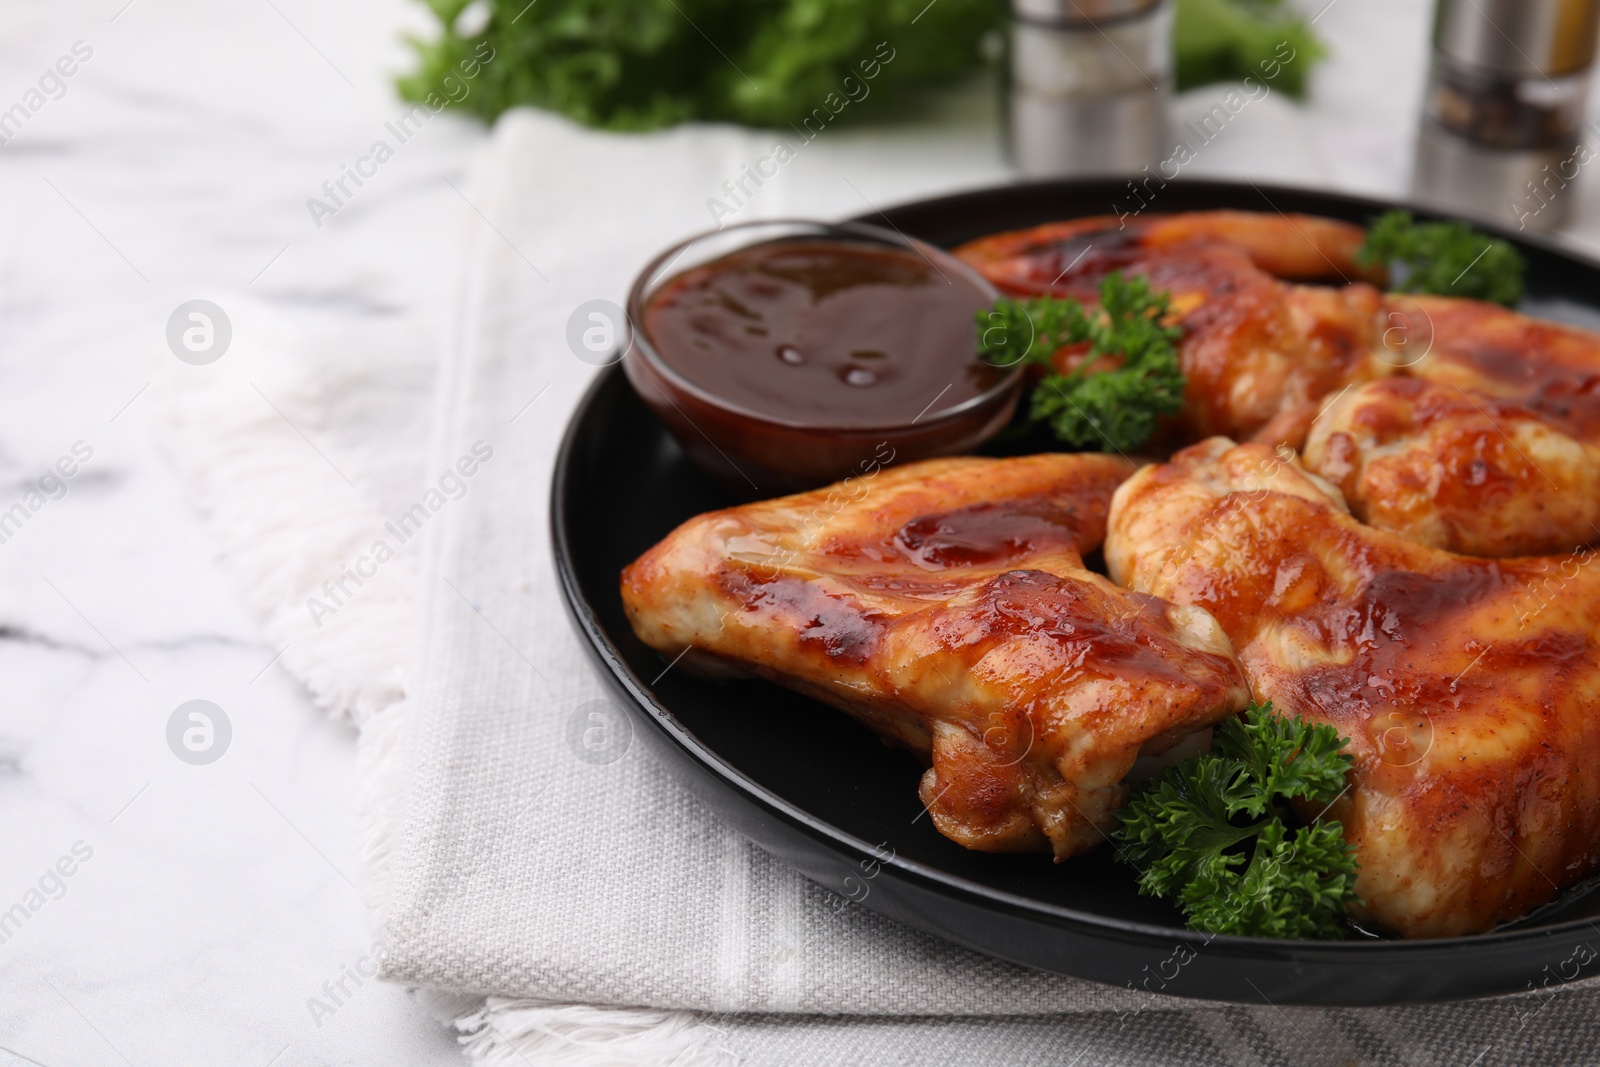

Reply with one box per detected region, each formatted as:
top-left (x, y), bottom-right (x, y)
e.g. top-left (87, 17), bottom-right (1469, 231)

top-left (1358, 210), bottom-right (1525, 307)
top-left (977, 273), bottom-right (1186, 453)
top-left (1113, 701), bottom-right (1361, 940)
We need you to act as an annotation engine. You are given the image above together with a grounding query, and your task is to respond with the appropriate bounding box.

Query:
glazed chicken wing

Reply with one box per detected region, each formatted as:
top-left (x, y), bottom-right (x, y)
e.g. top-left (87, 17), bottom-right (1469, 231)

top-left (1304, 377), bottom-right (1600, 557)
top-left (1299, 297), bottom-right (1600, 557)
top-left (1107, 437), bottom-right (1600, 937)
top-left (1400, 295), bottom-right (1600, 436)
top-left (622, 454), bottom-right (1250, 860)
top-left (956, 210), bottom-right (1376, 285)
top-left (956, 212), bottom-right (1388, 445)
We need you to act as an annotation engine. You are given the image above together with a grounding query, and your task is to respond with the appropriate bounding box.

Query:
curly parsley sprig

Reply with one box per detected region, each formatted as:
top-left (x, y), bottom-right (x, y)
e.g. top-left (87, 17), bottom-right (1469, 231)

top-left (1113, 701), bottom-right (1361, 940)
top-left (977, 273), bottom-right (1186, 453)
top-left (1358, 210), bottom-right (1525, 307)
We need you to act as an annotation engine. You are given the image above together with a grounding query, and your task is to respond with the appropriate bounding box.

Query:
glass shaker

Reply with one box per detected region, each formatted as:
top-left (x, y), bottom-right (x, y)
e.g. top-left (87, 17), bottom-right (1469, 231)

top-left (1006, 0), bottom-right (1171, 177)
top-left (1412, 0), bottom-right (1600, 232)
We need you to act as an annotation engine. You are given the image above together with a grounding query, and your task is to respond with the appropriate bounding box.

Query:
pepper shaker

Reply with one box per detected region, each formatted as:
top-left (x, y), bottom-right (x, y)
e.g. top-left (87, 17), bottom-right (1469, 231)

top-left (1006, 0), bottom-right (1171, 177)
top-left (1412, 0), bottom-right (1600, 232)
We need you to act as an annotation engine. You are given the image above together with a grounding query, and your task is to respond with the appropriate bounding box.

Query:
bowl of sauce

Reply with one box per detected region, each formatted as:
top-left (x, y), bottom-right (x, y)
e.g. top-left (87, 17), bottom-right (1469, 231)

top-left (624, 220), bottom-right (1024, 494)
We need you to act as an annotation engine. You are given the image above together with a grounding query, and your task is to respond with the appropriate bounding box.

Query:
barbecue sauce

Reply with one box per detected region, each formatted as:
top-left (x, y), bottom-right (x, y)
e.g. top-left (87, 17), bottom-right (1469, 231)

top-left (642, 239), bottom-right (1002, 429)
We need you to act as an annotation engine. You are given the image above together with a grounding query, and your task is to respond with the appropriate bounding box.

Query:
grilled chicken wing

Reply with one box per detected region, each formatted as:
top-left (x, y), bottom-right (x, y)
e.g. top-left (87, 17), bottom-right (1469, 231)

top-left (1299, 297), bottom-right (1600, 556)
top-left (956, 210), bottom-right (1375, 285)
top-left (1304, 377), bottom-right (1600, 556)
top-left (622, 454), bottom-right (1251, 860)
top-left (1106, 437), bottom-right (1600, 937)
top-left (1400, 295), bottom-right (1600, 437)
top-left (956, 212), bottom-right (1388, 445)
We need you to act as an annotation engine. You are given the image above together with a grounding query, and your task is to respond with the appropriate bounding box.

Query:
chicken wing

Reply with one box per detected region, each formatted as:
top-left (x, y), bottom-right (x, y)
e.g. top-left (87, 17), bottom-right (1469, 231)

top-left (1296, 297), bottom-right (1600, 556)
top-left (1401, 295), bottom-right (1600, 438)
top-left (1106, 437), bottom-right (1600, 937)
top-left (1304, 377), bottom-right (1600, 556)
top-left (956, 210), bottom-right (1375, 285)
top-left (956, 212), bottom-right (1388, 445)
top-left (622, 454), bottom-right (1251, 860)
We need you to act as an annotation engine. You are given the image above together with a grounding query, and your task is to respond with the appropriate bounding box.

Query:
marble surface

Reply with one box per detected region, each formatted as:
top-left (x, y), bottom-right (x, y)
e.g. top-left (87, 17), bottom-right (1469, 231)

top-left (0, 1), bottom-right (476, 1064)
top-left (5, 1), bottom-right (1600, 1065)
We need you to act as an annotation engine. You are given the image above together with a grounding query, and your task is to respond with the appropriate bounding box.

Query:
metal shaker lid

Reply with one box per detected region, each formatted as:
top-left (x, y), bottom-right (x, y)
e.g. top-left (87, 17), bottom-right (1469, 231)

top-left (1433, 0), bottom-right (1600, 77)
top-left (1011, 0), bottom-right (1162, 25)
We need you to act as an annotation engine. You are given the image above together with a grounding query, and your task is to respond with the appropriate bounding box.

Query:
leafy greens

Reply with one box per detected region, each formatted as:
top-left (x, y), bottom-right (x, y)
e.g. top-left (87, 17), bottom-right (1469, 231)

top-left (977, 273), bottom-right (1186, 454)
top-left (1174, 0), bottom-right (1324, 99)
top-left (398, 0), bottom-right (997, 131)
top-left (1113, 701), bottom-right (1360, 940)
top-left (1359, 210), bottom-right (1526, 307)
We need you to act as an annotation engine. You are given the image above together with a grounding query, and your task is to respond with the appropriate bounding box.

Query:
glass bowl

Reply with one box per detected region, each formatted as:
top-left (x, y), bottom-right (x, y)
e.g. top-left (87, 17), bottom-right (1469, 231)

top-left (622, 219), bottom-right (1025, 496)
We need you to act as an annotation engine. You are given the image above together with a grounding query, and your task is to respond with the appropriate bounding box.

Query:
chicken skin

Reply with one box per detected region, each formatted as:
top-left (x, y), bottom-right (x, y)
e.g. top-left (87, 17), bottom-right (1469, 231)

top-left (621, 454), bottom-right (1250, 860)
top-left (1106, 437), bottom-right (1600, 937)
top-left (955, 210), bottom-right (1375, 286)
top-left (1300, 297), bottom-right (1600, 557)
top-left (1305, 377), bottom-right (1600, 557)
top-left (1400, 295), bottom-right (1600, 437)
top-left (956, 212), bottom-right (1389, 445)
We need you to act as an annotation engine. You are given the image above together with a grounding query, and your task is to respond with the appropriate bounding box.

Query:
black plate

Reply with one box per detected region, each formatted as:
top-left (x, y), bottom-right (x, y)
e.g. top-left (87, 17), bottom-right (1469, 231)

top-left (552, 178), bottom-right (1600, 1005)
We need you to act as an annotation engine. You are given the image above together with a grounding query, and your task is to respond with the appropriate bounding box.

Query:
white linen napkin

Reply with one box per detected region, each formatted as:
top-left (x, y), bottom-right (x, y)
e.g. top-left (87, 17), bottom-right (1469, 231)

top-left (148, 3), bottom-right (1600, 1058)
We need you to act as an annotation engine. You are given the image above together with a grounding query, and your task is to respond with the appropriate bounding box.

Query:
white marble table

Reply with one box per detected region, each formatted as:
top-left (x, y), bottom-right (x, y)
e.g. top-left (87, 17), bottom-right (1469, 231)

top-left (0, 1), bottom-right (476, 1063)
top-left (6, 1), bottom-right (1600, 1065)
